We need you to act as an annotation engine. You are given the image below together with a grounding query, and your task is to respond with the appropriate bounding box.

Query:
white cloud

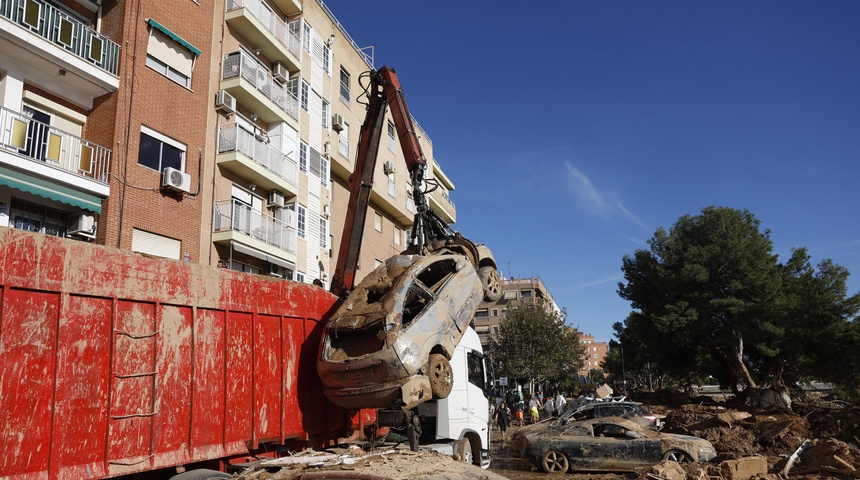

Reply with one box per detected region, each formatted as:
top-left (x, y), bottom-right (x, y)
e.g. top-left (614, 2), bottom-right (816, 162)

top-left (564, 162), bottom-right (609, 217)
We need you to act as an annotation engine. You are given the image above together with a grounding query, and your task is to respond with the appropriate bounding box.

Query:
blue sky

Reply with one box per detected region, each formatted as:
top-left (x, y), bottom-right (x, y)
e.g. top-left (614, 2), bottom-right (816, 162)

top-left (324, 1), bottom-right (860, 342)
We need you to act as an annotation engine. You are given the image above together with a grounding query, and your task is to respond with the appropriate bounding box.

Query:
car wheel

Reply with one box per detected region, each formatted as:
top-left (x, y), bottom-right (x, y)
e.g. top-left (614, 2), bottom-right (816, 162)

top-left (663, 450), bottom-right (692, 463)
top-left (428, 353), bottom-right (453, 399)
top-left (541, 450), bottom-right (569, 473)
top-left (169, 469), bottom-right (231, 480)
top-left (478, 266), bottom-right (502, 302)
top-left (457, 437), bottom-right (474, 465)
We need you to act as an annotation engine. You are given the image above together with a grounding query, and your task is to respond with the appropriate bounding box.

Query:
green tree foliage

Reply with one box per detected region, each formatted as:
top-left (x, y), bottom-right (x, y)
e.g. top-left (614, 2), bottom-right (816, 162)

top-left (616, 206), bottom-right (860, 397)
top-left (488, 300), bottom-right (585, 388)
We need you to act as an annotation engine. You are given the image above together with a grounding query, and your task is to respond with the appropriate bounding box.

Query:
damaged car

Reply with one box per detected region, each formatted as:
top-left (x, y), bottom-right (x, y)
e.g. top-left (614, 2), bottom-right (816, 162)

top-left (317, 254), bottom-right (484, 410)
top-left (511, 417), bottom-right (716, 474)
top-left (561, 400), bottom-right (662, 429)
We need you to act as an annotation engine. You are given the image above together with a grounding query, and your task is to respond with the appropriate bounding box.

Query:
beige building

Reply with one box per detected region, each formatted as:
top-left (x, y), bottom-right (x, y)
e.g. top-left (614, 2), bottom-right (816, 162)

top-left (0, 0), bottom-right (455, 287)
top-left (471, 276), bottom-right (560, 350)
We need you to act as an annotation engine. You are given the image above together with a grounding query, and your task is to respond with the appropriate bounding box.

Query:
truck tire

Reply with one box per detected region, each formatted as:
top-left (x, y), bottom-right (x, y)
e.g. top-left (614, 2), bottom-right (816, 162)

top-left (478, 266), bottom-right (502, 302)
top-left (428, 353), bottom-right (453, 399)
top-left (457, 437), bottom-right (474, 465)
top-left (169, 469), bottom-right (231, 480)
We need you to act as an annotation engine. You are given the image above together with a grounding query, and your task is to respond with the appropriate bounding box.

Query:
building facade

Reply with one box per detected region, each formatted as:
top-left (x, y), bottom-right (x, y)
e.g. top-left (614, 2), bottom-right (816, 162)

top-left (578, 332), bottom-right (607, 380)
top-left (0, 0), bottom-right (455, 287)
top-left (471, 276), bottom-right (560, 350)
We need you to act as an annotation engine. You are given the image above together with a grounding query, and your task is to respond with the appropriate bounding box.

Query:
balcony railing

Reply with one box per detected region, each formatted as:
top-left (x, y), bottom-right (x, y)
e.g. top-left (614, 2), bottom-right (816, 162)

top-left (213, 199), bottom-right (297, 254)
top-left (218, 123), bottom-right (297, 187)
top-left (0, 0), bottom-right (120, 76)
top-left (225, 0), bottom-right (301, 60)
top-left (0, 106), bottom-right (110, 183)
top-left (223, 50), bottom-right (299, 121)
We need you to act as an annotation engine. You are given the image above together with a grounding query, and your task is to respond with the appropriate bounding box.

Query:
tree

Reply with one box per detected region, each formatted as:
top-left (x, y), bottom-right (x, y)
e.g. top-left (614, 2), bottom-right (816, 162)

top-left (617, 206), bottom-right (860, 399)
top-left (488, 300), bottom-right (585, 392)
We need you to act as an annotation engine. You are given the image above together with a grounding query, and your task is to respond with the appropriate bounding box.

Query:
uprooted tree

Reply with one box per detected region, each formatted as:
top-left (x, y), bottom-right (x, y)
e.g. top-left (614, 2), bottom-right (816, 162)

top-left (613, 206), bottom-right (860, 403)
top-left (488, 299), bottom-right (585, 394)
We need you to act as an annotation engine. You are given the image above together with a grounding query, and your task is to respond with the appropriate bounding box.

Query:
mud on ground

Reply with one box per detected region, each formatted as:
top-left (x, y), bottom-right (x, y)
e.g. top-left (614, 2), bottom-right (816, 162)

top-left (490, 392), bottom-right (860, 480)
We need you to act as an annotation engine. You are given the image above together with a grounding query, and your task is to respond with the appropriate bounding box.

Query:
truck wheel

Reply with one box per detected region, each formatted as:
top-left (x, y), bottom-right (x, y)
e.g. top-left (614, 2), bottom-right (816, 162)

top-left (428, 353), bottom-right (453, 399)
top-left (169, 469), bottom-right (231, 480)
top-left (478, 266), bottom-right (502, 302)
top-left (541, 450), bottom-right (569, 473)
top-left (457, 437), bottom-right (474, 465)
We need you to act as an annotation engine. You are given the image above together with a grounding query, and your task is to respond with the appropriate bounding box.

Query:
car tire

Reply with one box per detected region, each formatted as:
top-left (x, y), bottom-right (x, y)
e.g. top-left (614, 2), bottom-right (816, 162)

top-left (478, 266), bottom-right (502, 302)
top-left (663, 450), bottom-right (692, 463)
top-left (457, 437), bottom-right (474, 465)
top-left (169, 469), bottom-right (231, 480)
top-left (541, 449), bottom-right (569, 473)
top-left (428, 353), bottom-right (453, 399)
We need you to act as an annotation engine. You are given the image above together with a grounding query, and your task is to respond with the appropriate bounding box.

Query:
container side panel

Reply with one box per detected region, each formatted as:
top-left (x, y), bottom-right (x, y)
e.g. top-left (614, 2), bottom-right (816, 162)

top-left (254, 314), bottom-right (282, 443)
top-left (281, 317), bottom-right (304, 437)
top-left (225, 311), bottom-right (253, 450)
top-left (53, 295), bottom-right (111, 480)
top-left (0, 289), bottom-right (58, 478)
top-left (108, 300), bottom-right (156, 475)
top-left (301, 317), bottom-right (329, 437)
top-left (190, 308), bottom-right (228, 460)
top-left (152, 304), bottom-right (193, 469)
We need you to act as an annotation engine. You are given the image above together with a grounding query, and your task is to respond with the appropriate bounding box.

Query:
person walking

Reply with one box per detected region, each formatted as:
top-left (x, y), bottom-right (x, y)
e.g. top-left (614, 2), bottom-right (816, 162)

top-left (528, 395), bottom-right (540, 424)
top-left (556, 391), bottom-right (567, 415)
top-left (543, 395), bottom-right (556, 419)
top-left (494, 401), bottom-right (511, 439)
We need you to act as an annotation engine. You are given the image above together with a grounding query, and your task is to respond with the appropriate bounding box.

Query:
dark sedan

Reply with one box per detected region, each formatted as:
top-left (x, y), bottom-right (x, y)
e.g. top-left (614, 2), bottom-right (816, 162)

top-left (511, 417), bottom-right (716, 473)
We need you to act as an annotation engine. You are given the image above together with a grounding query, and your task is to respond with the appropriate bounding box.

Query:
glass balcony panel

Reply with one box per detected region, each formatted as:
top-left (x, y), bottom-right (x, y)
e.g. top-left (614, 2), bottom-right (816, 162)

top-left (213, 199), bottom-right (297, 254)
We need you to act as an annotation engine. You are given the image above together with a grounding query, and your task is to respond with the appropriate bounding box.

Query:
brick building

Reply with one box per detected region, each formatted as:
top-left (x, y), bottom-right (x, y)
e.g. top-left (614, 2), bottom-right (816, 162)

top-left (0, 0), bottom-right (455, 286)
top-left (578, 332), bottom-right (608, 380)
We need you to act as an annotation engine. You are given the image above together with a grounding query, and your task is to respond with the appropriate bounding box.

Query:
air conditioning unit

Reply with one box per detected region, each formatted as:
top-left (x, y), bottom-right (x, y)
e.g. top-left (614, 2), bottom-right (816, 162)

top-left (332, 113), bottom-right (344, 132)
top-left (268, 189), bottom-right (285, 208)
top-left (68, 214), bottom-right (96, 238)
top-left (272, 61), bottom-right (288, 83)
top-left (215, 89), bottom-right (235, 113)
top-left (383, 161), bottom-right (395, 175)
top-left (162, 167), bottom-right (191, 193)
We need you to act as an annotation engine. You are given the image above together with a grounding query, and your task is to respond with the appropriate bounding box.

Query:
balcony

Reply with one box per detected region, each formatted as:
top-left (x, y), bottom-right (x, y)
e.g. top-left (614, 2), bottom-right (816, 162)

top-left (0, 0), bottom-right (120, 105)
top-left (270, 0), bottom-right (300, 15)
top-left (427, 183), bottom-right (456, 224)
top-left (217, 123), bottom-right (298, 197)
top-left (221, 50), bottom-right (299, 127)
top-left (225, 0), bottom-right (300, 72)
top-left (212, 199), bottom-right (297, 262)
top-left (0, 106), bottom-right (110, 210)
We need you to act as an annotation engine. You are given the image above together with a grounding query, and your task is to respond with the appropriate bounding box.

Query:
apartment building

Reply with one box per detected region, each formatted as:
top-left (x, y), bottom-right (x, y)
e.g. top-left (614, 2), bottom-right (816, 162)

top-left (0, 0), bottom-right (455, 286)
top-left (578, 332), bottom-right (607, 380)
top-left (472, 276), bottom-right (560, 351)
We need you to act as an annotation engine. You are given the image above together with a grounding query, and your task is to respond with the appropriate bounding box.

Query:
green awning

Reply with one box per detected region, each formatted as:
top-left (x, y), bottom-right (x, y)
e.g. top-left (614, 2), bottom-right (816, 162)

top-left (0, 166), bottom-right (103, 213)
top-left (147, 19), bottom-right (201, 56)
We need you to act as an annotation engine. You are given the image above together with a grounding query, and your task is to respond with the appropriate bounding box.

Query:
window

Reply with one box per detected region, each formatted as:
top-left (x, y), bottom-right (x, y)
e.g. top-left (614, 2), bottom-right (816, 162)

top-left (146, 24), bottom-right (197, 88)
top-left (319, 218), bottom-right (328, 249)
top-left (521, 290), bottom-right (533, 298)
top-left (467, 351), bottom-right (486, 390)
top-left (374, 212), bottom-right (382, 232)
top-left (297, 204), bottom-right (306, 238)
top-left (138, 127), bottom-right (185, 173)
top-left (302, 22), bottom-right (311, 52)
top-left (388, 173), bottom-right (395, 197)
top-left (299, 141), bottom-right (308, 173)
top-left (295, 271), bottom-right (305, 282)
top-left (503, 290), bottom-right (518, 300)
top-left (320, 153), bottom-right (329, 187)
top-left (9, 199), bottom-right (68, 238)
top-left (492, 308), bottom-right (499, 316)
top-left (406, 189), bottom-right (414, 213)
top-left (338, 122), bottom-right (349, 158)
top-left (322, 100), bottom-right (330, 129)
top-left (339, 68), bottom-right (350, 104)
top-left (300, 80), bottom-right (309, 111)
top-left (131, 228), bottom-right (181, 260)
top-left (475, 309), bottom-right (489, 318)
top-left (323, 44), bottom-right (331, 74)
top-left (394, 226), bottom-right (401, 245)
top-left (387, 121), bottom-right (395, 152)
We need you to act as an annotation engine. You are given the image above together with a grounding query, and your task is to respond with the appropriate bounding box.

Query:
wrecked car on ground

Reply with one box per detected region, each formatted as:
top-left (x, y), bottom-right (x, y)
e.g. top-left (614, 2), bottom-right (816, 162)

top-left (561, 399), bottom-right (662, 429)
top-left (317, 254), bottom-right (485, 410)
top-left (511, 416), bottom-right (716, 473)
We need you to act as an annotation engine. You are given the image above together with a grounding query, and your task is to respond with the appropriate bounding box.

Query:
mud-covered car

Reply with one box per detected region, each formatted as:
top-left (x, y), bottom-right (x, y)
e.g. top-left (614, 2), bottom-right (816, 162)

top-left (317, 254), bottom-right (484, 410)
top-left (562, 400), bottom-right (662, 429)
top-left (511, 417), bottom-right (716, 473)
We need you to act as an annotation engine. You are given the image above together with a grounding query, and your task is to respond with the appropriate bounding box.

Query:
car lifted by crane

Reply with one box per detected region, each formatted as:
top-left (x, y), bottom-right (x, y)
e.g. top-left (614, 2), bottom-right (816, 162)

top-left (317, 67), bottom-right (499, 465)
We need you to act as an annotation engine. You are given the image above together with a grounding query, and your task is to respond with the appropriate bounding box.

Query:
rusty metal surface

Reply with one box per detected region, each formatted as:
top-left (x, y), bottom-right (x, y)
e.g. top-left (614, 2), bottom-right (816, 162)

top-left (318, 254), bottom-right (482, 410)
top-left (0, 227), bottom-right (360, 479)
top-left (511, 416), bottom-right (716, 473)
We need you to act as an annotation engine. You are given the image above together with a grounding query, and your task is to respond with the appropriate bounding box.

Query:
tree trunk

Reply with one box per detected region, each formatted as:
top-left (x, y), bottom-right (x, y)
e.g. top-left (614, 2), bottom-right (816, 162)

top-left (732, 336), bottom-right (758, 390)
